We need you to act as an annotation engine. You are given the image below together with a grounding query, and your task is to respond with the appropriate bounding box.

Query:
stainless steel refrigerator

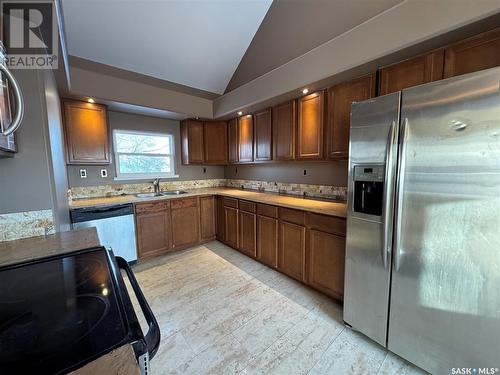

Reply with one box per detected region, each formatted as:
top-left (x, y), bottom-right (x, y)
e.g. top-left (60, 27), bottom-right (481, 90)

top-left (343, 67), bottom-right (500, 374)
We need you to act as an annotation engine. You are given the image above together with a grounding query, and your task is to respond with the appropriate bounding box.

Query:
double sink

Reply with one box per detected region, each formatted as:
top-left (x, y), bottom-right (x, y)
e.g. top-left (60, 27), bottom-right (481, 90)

top-left (135, 190), bottom-right (187, 199)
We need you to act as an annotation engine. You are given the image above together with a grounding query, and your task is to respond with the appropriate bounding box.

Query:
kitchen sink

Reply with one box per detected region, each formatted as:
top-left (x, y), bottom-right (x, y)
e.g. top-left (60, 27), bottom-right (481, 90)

top-left (135, 192), bottom-right (162, 198)
top-left (161, 190), bottom-right (187, 195)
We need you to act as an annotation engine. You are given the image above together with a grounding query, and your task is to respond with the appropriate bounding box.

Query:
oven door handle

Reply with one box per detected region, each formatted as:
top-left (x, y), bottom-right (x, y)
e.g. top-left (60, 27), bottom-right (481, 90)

top-left (116, 256), bottom-right (161, 360)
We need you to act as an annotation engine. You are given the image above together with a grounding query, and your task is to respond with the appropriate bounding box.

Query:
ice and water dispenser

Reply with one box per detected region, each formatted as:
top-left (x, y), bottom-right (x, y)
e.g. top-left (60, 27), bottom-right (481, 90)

top-left (352, 165), bottom-right (384, 216)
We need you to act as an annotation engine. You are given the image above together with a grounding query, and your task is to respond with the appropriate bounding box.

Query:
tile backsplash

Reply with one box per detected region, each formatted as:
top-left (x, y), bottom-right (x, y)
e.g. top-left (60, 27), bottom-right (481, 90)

top-left (0, 209), bottom-right (55, 242)
top-left (225, 179), bottom-right (347, 201)
top-left (69, 178), bottom-right (347, 201)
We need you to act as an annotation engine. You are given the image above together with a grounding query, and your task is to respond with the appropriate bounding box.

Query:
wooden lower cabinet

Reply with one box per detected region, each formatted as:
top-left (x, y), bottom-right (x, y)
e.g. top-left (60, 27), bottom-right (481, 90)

top-left (135, 208), bottom-right (171, 259)
top-left (278, 221), bottom-right (306, 282)
top-left (224, 206), bottom-right (239, 248)
top-left (257, 215), bottom-right (278, 268)
top-left (308, 229), bottom-right (345, 299)
top-left (171, 198), bottom-right (200, 248)
top-left (134, 195), bottom-right (346, 301)
top-left (216, 196), bottom-right (225, 241)
top-left (200, 196), bottom-right (216, 240)
top-left (238, 211), bottom-right (256, 257)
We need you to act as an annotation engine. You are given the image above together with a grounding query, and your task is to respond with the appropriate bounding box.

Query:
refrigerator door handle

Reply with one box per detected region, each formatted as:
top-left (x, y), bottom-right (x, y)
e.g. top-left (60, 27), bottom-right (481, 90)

top-left (382, 121), bottom-right (396, 268)
top-left (394, 117), bottom-right (409, 271)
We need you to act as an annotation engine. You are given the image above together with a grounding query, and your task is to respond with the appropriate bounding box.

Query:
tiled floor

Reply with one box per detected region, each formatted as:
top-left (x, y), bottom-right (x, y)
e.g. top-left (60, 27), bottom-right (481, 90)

top-left (131, 241), bottom-right (426, 375)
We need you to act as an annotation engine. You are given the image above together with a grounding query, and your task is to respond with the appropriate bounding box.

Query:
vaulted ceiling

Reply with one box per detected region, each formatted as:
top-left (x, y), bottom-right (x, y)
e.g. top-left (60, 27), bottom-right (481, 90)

top-left (61, 0), bottom-right (403, 96)
top-left (61, 0), bottom-right (272, 95)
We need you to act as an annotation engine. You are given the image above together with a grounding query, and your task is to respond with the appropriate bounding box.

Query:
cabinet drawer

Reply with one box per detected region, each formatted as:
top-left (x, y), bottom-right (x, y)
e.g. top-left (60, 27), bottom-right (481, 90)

top-left (222, 197), bottom-right (238, 208)
top-left (171, 197), bottom-right (198, 209)
top-left (257, 203), bottom-right (278, 218)
top-left (279, 207), bottom-right (305, 225)
top-left (135, 201), bottom-right (168, 214)
top-left (309, 213), bottom-right (346, 236)
top-left (239, 200), bottom-right (256, 213)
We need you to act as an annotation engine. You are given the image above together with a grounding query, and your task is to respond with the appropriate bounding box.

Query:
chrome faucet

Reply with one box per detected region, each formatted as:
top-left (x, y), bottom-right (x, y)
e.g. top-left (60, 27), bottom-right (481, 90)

top-left (153, 178), bottom-right (160, 195)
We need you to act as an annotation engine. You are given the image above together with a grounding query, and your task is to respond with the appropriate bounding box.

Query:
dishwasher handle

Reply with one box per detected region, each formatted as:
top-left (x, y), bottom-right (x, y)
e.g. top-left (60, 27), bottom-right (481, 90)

top-left (116, 256), bottom-right (161, 360)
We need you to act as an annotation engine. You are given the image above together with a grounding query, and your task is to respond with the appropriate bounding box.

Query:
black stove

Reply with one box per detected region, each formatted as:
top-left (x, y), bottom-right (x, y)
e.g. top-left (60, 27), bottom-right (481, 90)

top-left (0, 247), bottom-right (160, 375)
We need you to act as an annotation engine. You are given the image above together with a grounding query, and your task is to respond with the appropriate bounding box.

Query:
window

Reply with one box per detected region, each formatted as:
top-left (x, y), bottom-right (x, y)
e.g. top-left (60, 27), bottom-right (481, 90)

top-left (113, 129), bottom-right (176, 179)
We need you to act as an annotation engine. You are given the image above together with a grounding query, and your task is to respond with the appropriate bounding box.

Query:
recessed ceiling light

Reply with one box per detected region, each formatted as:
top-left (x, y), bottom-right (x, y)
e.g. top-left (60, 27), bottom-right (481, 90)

top-left (302, 88), bottom-right (309, 95)
top-left (88, 98), bottom-right (95, 103)
top-left (237, 111), bottom-right (243, 116)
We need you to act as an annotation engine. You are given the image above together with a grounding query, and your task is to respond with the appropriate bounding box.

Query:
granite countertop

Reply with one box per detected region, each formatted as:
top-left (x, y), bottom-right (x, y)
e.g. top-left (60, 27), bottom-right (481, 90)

top-left (70, 187), bottom-right (347, 218)
top-left (0, 227), bottom-right (101, 267)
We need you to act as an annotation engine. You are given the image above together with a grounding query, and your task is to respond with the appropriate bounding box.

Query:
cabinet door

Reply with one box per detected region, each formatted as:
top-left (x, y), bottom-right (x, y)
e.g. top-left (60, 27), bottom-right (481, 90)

top-left (239, 211), bottom-right (256, 257)
top-left (327, 74), bottom-right (375, 159)
top-left (378, 49), bottom-right (444, 95)
top-left (272, 100), bottom-right (296, 161)
top-left (216, 196), bottom-right (225, 241)
top-left (171, 198), bottom-right (200, 248)
top-left (224, 206), bottom-right (239, 248)
top-left (444, 27), bottom-right (500, 78)
top-left (136, 211), bottom-right (170, 259)
top-left (63, 100), bottom-right (110, 164)
top-left (257, 215), bottom-right (278, 268)
top-left (278, 221), bottom-right (306, 281)
top-left (238, 115), bottom-right (253, 163)
top-left (200, 196), bottom-right (216, 240)
top-left (204, 121), bottom-right (228, 165)
top-left (181, 119), bottom-right (204, 164)
top-left (308, 229), bottom-right (345, 300)
top-left (228, 118), bottom-right (239, 164)
top-left (253, 108), bottom-right (272, 161)
top-left (297, 91), bottom-right (325, 160)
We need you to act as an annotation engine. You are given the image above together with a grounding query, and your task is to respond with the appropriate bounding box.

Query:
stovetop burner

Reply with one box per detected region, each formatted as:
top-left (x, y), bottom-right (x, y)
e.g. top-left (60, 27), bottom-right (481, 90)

top-left (0, 249), bottom-right (129, 375)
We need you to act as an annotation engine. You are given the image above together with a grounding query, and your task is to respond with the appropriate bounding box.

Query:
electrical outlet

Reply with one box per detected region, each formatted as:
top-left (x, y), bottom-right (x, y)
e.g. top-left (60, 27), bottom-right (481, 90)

top-left (203, 167), bottom-right (206, 174)
top-left (79, 169), bottom-right (87, 178)
top-left (235, 167), bottom-right (238, 174)
top-left (303, 169), bottom-right (307, 176)
top-left (100, 169), bottom-right (108, 178)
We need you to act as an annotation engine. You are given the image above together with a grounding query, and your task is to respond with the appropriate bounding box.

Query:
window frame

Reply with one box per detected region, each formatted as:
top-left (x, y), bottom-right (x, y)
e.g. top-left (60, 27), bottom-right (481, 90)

top-left (112, 129), bottom-right (178, 180)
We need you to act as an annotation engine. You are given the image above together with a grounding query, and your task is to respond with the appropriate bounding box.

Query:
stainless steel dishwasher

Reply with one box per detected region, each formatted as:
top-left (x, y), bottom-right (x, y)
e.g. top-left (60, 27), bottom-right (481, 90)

top-left (70, 203), bottom-right (137, 262)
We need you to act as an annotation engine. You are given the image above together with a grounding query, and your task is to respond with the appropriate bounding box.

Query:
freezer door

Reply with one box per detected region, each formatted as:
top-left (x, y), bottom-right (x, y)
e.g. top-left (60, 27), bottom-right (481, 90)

top-left (388, 68), bottom-right (500, 374)
top-left (344, 93), bottom-right (400, 346)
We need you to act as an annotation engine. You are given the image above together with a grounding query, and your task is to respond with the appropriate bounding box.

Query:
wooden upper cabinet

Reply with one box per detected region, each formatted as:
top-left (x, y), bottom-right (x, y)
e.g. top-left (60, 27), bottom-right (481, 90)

top-left (327, 74), bottom-right (375, 159)
top-left (253, 108), bottom-right (272, 161)
top-left (297, 91), bottom-right (325, 160)
top-left (181, 119), bottom-right (204, 164)
top-left (238, 115), bottom-right (254, 163)
top-left (272, 100), bottom-right (296, 161)
top-left (63, 100), bottom-right (110, 164)
top-left (228, 118), bottom-right (239, 164)
top-left (378, 49), bottom-right (444, 95)
top-left (204, 121), bottom-right (228, 165)
top-left (444, 27), bottom-right (500, 78)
